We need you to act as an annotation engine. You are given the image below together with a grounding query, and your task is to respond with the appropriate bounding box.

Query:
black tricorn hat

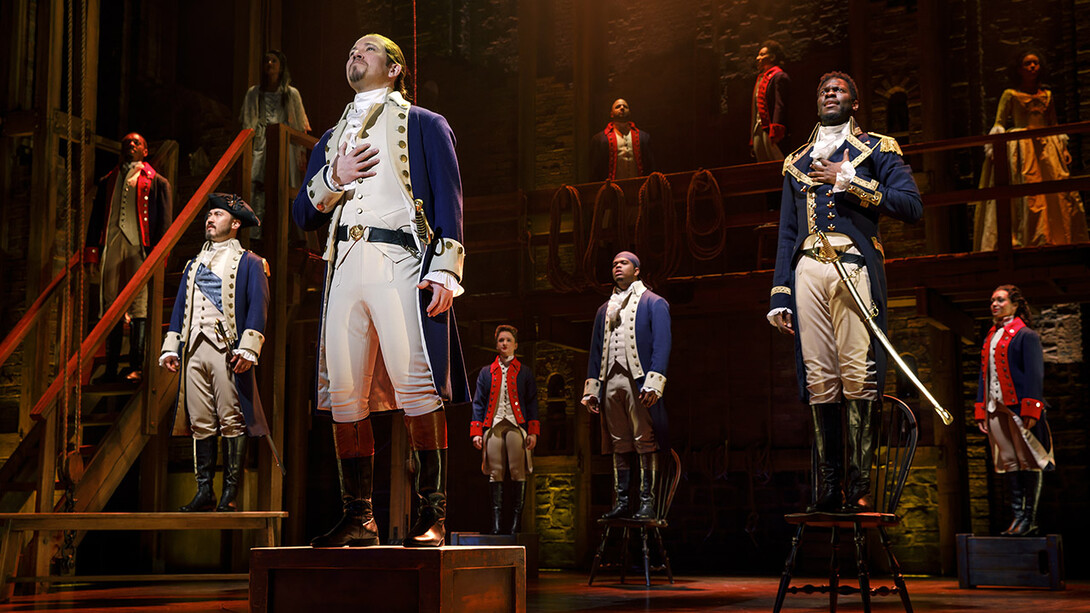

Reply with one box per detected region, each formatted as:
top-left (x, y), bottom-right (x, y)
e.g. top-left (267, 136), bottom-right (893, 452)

top-left (207, 192), bottom-right (260, 228)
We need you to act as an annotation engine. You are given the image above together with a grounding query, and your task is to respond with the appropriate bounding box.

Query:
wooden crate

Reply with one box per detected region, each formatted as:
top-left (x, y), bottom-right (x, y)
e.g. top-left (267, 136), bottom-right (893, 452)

top-left (956, 533), bottom-right (1064, 590)
top-left (249, 545), bottom-right (525, 613)
top-left (449, 532), bottom-right (538, 578)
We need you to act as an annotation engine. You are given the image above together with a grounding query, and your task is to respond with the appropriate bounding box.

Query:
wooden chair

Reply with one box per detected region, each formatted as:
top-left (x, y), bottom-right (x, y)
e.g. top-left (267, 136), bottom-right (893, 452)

top-left (773, 395), bottom-right (919, 613)
top-left (588, 448), bottom-right (681, 586)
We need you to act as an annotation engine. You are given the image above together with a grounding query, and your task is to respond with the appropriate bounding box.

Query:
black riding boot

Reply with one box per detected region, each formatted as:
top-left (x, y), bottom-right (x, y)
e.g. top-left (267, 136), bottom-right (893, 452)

top-left (490, 481), bottom-right (504, 534)
top-left (125, 317), bottom-right (147, 382)
top-left (404, 410), bottom-right (448, 547)
top-left (405, 449), bottom-right (447, 547)
top-left (216, 436), bottom-right (247, 511)
top-left (808, 403), bottom-right (843, 512)
top-left (312, 420), bottom-right (380, 547)
top-left (844, 399), bottom-right (878, 512)
top-left (634, 452), bottom-right (659, 520)
top-left (1001, 471), bottom-right (1025, 535)
top-left (601, 452), bottom-right (633, 520)
top-left (1009, 471), bottom-right (1042, 536)
top-left (509, 481), bottom-right (527, 534)
top-left (95, 324), bottom-right (124, 383)
top-left (180, 437), bottom-right (218, 511)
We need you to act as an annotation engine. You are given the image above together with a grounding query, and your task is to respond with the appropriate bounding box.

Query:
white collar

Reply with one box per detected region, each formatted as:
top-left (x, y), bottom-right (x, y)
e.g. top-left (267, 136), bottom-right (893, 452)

top-left (812, 121), bottom-right (852, 161)
top-left (351, 87), bottom-right (390, 115)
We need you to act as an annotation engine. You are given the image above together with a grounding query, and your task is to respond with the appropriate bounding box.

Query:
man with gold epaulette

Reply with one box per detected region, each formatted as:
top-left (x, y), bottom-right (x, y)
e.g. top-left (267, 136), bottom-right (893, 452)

top-left (160, 193), bottom-right (271, 513)
top-left (292, 34), bottom-right (469, 548)
top-left (767, 72), bottom-right (922, 513)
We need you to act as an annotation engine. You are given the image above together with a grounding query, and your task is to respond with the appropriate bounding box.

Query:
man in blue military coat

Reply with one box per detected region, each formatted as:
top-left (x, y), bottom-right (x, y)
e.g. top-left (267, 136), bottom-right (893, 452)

top-left (293, 34), bottom-right (469, 548)
top-left (767, 72), bottom-right (922, 512)
top-left (582, 251), bottom-right (671, 520)
top-left (160, 193), bottom-right (270, 512)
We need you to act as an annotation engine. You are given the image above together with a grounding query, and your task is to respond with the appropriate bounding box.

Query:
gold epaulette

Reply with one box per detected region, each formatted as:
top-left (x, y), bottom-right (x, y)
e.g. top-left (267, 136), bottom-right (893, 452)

top-left (867, 132), bottom-right (903, 156)
top-left (261, 257), bottom-right (271, 278)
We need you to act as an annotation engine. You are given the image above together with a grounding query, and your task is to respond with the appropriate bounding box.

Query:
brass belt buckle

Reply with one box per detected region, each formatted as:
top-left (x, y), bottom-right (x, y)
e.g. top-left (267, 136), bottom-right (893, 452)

top-left (349, 224), bottom-right (365, 241)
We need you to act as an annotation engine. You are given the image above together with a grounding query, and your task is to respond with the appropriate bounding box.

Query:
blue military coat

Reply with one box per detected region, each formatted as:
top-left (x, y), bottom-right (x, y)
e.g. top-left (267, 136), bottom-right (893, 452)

top-left (586, 284), bottom-right (672, 450)
top-left (292, 97), bottom-right (470, 413)
top-left (165, 245), bottom-right (271, 437)
top-left (770, 119), bottom-right (923, 402)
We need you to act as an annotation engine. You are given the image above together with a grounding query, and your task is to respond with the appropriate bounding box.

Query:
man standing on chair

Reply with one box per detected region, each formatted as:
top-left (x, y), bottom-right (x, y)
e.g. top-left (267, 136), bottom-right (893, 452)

top-left (582, 252), bottom-right (671, 520)
top-left (767, 72), bottom-right (922, 512)
top-left (471, 325), bottom-right (539, 534)
top-left (160, 193), bottom-right (271, 512)
top-left (85, 132), bottom-right (173, 383)
top-left (293, 33), bottom-right (469, 548)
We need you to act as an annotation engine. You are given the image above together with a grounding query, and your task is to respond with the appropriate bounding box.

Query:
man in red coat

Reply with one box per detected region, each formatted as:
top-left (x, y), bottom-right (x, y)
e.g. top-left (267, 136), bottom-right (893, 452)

top-left (751, 40), bottom-right (791, 162)
top-left (85, 132), bottom-right (173, 383)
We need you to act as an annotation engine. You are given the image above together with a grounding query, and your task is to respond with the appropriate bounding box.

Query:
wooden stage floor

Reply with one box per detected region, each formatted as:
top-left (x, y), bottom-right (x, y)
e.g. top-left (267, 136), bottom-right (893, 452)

top-left (1, 571), bottom-right (1087, 612)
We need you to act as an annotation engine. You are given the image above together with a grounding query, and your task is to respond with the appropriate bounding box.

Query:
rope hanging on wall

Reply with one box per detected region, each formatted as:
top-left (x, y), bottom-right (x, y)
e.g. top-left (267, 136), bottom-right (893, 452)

top-left (635, 172), bottom-right (680, 288)
top-left (546, 185), bottom-right (585, 293)
top-left (583, 181), bottom-right (627, 295)
top-left (685, 169), bottom-right (727, 261)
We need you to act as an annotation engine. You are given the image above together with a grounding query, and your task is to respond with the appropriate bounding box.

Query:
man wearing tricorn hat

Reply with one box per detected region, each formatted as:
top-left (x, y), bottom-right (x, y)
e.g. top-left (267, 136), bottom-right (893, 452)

top-left (160, 193), bottom-right (271, 512)
top-left (582, 251), bottom-right (671, 520)
top-left (293, 33), bottom-right (468, 548)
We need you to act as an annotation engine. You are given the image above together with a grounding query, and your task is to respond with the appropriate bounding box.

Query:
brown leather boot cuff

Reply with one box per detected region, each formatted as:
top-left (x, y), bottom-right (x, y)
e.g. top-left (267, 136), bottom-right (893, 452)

top-left (335, 420), bottom-right (376, 459)
top-left (404, 410), bottom-right (448, 450)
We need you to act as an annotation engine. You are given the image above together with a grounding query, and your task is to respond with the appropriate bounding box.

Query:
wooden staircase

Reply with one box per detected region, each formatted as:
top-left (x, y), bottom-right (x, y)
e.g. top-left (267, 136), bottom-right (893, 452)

top-left (0, 125), bottom-right (319, 596)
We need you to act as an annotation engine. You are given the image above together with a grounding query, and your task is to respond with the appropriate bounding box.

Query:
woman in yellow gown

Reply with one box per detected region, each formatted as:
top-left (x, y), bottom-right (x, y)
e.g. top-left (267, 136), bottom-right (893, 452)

top-left (973, 51), bottom-right (1089, 251)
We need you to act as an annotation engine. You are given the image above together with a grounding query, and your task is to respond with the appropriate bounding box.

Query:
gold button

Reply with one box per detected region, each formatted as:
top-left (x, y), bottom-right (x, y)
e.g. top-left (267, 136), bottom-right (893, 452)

top-left (405, 183), bottom-right (411, 191)
top-left (397, 126), bottom-right (406, 133)
top-left (309, 191), bottom-right (315, 198)
top-left (357, 178), bottom-right (364, 184)
top-left (400, 154), bottom-right (407, 162)
top-left (398, 141), bottom-right (406, 148)
top-left (825, 191), bottom-right (832, 197)
top-left (399, 113), bottom-right (406, 119)
top-left (827, 213), bottom-right (835, 219)
top-left (401, 170), bottom-right (409, 177)
top-left (827, 224), bottom-right (835, 230)
top-left (827, 203), bottom-right (834, 208)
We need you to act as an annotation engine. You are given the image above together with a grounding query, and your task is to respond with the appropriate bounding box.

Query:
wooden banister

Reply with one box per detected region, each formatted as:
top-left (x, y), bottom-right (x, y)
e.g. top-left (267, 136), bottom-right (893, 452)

top-left (30, 130), bottom-right (255, 422)
top-left (0, 253), bottom-right (79, 369)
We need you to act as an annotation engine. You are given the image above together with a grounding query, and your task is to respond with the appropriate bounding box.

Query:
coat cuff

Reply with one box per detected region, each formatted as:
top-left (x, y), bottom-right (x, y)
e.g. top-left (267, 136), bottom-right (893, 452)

top-left (304, 164), bottom-right (344, 213)
top-left (769, 123), bottom-right (786, 142)
top-left (846, 175), bottom-right (883, 208)
top-left (470, 421), bottom-right (485, 437)
top-left (974, 402), bottom-right (986, 422)
top-left (583, 378), bottom-right (601, 398)
top-left (643, 371), bottom-right (666, 397)
top-left (770, 286), bottom-right (792, 310)
top-left (161, 331), bottom-right (183, 355)
top-left (1020, 398), bottom-right (1044, 420)
top-left (238, 328), bottom-right (266, 358)
top-left (526, 420), bottom-right (540, 436)
top-left (84, 246), bottom-right (100, 264)
top-left (427, 237), bottom-right (466, 282)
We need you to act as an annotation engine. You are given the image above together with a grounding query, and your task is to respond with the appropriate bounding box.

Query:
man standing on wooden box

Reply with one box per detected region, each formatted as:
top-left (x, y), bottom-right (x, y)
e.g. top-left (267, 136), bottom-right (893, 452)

top-left (160, 193), bottom-right (271, 512)
top-left (470, 325), bottom-right (539, 534)
top-left (293, 33), bottom-right (469, 548)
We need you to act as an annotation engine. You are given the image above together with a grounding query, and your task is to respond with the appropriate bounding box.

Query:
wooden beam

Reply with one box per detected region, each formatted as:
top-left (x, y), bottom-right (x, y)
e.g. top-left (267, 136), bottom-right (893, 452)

top-left (915, 286), bottom-right (976, 341)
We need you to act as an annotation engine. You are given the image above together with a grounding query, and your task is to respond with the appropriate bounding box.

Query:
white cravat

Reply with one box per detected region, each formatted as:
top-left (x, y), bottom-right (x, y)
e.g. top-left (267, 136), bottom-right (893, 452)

top-left (343, 87), bottom-right (389, 150)
top-left (811, 121), bottom-right (856, 192)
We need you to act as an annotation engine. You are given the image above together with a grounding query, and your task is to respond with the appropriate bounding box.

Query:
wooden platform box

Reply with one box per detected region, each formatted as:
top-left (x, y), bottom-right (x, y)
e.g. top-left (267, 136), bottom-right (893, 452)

top-left (249, 545), bottom-right (525, 613)
top-left (449, 532), bottom-right (538, 578)
top-left (956, 533), bottom-right (1064, 590)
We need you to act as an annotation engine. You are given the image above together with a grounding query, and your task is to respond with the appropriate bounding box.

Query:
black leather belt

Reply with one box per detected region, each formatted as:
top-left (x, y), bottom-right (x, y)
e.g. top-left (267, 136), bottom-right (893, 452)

top-left (336, 225), bottom-right (419, 257)
top-left (800, 248), bottom-right (865, 266)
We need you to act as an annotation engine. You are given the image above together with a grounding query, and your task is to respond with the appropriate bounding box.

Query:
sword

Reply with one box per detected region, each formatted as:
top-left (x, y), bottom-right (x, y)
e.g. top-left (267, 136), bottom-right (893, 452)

top-left (215, 322), bottom-right (287, 475)
top-left (814, 230), bottom-right (953, 426)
